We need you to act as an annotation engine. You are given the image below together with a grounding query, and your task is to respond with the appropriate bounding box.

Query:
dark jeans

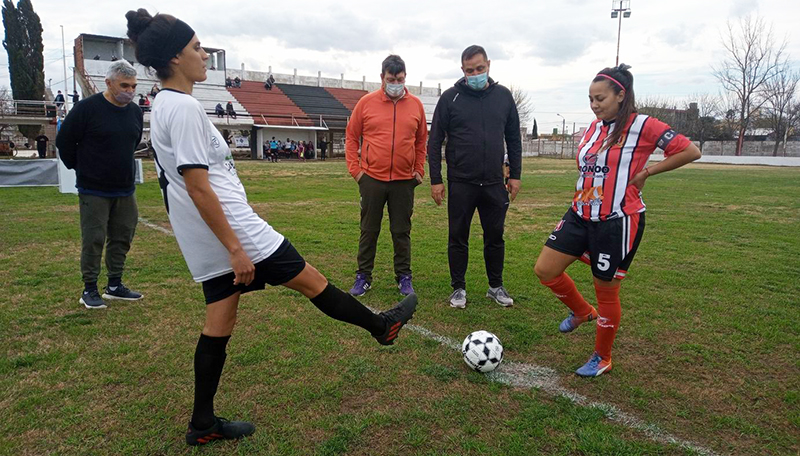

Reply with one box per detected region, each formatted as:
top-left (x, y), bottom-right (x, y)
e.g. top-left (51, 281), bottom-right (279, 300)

top-left (37, 148), bottom-right (46, 158)
top-left (447, 182), bottom-right (509, 290)
top-left (79, 193), bottom-right (138, 284)
top-left (357, 174), bottom-right (417, 281)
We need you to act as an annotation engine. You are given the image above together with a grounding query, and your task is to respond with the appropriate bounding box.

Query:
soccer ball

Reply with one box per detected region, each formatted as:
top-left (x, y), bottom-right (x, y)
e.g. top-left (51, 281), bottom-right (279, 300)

top-left (462, 330), bottom-right (504, 373)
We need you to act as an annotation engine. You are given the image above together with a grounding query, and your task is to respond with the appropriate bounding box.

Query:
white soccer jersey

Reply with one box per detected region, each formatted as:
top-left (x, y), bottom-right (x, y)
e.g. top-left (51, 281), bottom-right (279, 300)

top-left (150, 89), bottom-right (284, 282)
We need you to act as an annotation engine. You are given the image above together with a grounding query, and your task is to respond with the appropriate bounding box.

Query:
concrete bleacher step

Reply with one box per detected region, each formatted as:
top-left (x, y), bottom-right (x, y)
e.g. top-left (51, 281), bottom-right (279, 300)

top-left (86, 74), bottom-right (252, 126)
top-left (275, 84), bottom-right (351, 118)
top-left (228, 82), bottom-right (313, 126)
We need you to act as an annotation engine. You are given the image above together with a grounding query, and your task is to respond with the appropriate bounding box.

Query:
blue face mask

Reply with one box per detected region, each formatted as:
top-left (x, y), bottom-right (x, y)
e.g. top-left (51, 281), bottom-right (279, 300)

top-left (466, 72), bottom-right (488, 90)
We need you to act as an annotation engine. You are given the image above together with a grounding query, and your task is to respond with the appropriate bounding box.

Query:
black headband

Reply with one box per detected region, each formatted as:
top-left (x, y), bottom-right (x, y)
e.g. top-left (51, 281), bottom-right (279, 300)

top-left (156, 19), bottom-right (195, 66)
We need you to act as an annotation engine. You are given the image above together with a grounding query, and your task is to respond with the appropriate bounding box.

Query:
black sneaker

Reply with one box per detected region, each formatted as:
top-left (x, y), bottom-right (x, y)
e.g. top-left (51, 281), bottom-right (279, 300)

top-left (186, 416), bottom-right (256, 446)
top-left (80, 289), bottom-right (107, 309)
top-left (102, 283), bottom-right (143, 301)
top-left (374, 293), bottom-right (417, 346)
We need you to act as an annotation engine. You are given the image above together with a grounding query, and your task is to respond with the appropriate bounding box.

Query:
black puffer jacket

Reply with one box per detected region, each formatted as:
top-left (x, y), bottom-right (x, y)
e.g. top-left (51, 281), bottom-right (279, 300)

top-left (427, 77), bottom-right (521, 186)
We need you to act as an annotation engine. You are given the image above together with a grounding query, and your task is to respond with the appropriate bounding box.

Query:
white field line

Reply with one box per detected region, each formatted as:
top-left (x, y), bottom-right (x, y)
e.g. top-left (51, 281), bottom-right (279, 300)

top-left (138, 216), bottom-right (721, 456)
top-left (137, 217), bottom-right (173, 235)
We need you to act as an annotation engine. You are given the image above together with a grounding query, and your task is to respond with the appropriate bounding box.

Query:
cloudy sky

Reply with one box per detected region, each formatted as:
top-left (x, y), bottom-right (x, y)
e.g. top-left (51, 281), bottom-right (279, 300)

top-left (2, 0), bottom-right (799, 133)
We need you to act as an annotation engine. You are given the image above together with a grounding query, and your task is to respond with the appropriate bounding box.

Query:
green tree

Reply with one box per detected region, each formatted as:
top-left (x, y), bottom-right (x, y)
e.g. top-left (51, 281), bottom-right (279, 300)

top-left (2, 0), bottom-right (45, 139)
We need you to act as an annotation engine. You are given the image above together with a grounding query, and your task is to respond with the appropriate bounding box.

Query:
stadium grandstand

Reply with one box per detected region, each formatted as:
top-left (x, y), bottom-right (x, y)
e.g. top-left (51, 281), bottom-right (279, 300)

top-left (72, 34), bottom-right (441, 159)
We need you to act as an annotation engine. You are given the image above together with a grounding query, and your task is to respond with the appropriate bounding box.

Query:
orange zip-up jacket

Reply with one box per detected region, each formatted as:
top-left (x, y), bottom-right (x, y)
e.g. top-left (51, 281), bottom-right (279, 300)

top-left (346, 88), bottom-right (427, 181)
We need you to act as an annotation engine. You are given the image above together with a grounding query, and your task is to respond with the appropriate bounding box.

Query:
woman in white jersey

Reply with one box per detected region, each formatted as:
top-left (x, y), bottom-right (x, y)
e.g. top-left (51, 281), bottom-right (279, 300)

top-left (534, 64), bottom-right (701, 377)
top-left (125, 9), bottom-right (417, 446)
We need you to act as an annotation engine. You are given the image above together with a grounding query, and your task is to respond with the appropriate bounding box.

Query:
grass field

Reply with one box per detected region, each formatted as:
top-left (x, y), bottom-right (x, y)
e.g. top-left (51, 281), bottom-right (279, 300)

top-left (1, 158), bottom-right (798, 456)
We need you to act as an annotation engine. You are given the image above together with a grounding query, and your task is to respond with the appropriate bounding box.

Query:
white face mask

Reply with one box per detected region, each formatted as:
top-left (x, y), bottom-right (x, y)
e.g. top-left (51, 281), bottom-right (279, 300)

top-left (385, 83), bottom-right (405, 98)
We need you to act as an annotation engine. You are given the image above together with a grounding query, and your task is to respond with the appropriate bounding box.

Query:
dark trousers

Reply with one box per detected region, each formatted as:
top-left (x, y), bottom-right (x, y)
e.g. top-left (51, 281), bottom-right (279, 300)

top-left (357, 174), bottom-right (417, 281)
top-left (79, 193), bottom-right (138, 284)
top-left (447, 182), bottom-right (509, 290)
top-left (37, 147), bottom-right (46, 158)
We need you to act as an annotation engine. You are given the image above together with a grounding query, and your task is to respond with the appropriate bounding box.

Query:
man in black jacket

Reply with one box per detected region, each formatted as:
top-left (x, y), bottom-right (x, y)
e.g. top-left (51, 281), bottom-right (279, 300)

top-left (427, 45), bottom-right (522, 309)
top-left (56, 60), bottom-right (144, 309)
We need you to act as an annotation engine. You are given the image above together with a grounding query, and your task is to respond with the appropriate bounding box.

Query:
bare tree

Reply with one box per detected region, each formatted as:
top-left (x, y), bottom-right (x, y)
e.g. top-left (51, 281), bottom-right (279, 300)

top-left (780, 100), bottom-right (800, 156)
top-left (712, 15), bottom-right (787, 156)
top-left (685, 93), bottom-right (720, 151)
top-left (508, 84), bottom-right (534, 128)
top-left (638, 95), bottom-right (691, 134)
top-left (0, 86), bottom-right (14, 138)
top-left (763, 67), bottom-right (799, 156)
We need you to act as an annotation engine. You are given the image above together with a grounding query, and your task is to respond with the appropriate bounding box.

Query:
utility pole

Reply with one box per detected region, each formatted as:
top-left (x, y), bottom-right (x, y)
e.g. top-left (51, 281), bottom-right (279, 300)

top-left (557, 113), bottom-right (566, 158)
top-left (61, 25), bottom-right (69, 113)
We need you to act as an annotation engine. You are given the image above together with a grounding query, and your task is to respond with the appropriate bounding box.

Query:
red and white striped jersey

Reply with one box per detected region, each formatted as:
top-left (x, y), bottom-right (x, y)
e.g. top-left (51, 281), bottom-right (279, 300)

top-left (571, 113), bottom-right (690, 221)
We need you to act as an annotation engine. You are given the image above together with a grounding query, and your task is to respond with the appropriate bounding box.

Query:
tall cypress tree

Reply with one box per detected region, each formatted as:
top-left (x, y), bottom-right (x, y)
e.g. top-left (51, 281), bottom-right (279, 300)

top-left (2, 0), bottom-right (45, 139)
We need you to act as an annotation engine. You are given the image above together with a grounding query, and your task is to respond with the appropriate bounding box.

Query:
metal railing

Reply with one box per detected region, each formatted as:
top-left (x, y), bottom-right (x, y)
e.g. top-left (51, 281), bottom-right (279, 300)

top-left (0, 99), bottom-right (59, 118)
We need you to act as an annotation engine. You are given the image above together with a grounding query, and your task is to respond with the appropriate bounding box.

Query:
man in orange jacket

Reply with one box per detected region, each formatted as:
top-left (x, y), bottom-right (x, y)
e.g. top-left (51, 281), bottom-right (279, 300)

top-left (345, 55), bottom-right (428, 297)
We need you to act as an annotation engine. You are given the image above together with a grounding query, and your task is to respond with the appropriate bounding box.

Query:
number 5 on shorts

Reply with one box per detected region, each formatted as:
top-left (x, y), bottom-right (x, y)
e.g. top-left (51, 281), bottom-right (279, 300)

top-left (597, 253), bottom-right (611, 271)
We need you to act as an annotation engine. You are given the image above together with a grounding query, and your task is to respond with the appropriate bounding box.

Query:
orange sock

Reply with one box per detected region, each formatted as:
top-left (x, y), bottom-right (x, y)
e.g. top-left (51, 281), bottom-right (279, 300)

top-left (594, 283), bottom-right (621, 361)
top-left (541, 273), bottom-right (594, 317)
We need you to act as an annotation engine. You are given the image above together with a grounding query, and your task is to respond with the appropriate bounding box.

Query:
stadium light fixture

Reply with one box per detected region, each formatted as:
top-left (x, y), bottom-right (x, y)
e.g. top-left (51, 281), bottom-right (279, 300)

top-left (611, 0), bottom-right (632, 66)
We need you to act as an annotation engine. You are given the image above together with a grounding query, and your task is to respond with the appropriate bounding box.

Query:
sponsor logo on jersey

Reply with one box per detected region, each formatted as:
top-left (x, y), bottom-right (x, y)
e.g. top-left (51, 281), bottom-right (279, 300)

top-left (574, 186), bottom-right (604, 207)
top-left (580, 152), bottom-right (610, 176)
top-left (211, 136), bottom-right (220, 149)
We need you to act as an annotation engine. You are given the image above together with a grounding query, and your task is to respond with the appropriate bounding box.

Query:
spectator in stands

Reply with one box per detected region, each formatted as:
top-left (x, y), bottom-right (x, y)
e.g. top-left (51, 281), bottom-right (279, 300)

top-left (34, 133), bottom-right (49, 159)
top-left (72, 90), bottom-right (80, 103)
top-left (215, 103), bottom-right (225, 118)
top-left (297, 141), bottom-right (305, 162)
top-left (225, 77), bottom-right (232, 88)
top-left (264, 74), bottom-right (275, 90)
top-left (54, 90), bottom-right (65, 111)
top-left (226, 101), bottom-right (237, 119)
top-left (319, 138), bottom-right (327, 161)
top-left (138, 94), bottom-right (149, 111)
top-left (111, 53), bottom-right (119, 61)
top-left (306, 141), bottom-right (315, 160)
top-left (93, 55), bottom-right (100, 60)
top-left (233, 76), bottom-right (241, 88)
top-left (150, 83), bottom-right (160, 98)
top-left (55, 59), bottom-right (144, 310)
top-left (345, 55), bottom-right (427, 297)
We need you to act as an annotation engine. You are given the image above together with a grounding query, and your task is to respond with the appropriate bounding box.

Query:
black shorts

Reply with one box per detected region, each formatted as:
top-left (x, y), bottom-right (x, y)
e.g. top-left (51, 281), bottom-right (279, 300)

top-left (201, 239), bottom-right (306, 304)
top-left (544, 209), bottom-right (645, 281)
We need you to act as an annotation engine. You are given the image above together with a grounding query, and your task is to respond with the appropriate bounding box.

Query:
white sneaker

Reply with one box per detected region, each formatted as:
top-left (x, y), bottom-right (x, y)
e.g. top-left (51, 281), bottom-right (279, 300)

top-left (487, 286), bottom-right (514, 307)
top-left (449, 288), bottom-right (467, 309)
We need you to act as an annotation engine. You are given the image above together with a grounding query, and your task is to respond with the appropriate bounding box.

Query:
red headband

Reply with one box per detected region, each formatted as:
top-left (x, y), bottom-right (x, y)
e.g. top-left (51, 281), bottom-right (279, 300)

top-left (596, 73), bottom-right (625, 91)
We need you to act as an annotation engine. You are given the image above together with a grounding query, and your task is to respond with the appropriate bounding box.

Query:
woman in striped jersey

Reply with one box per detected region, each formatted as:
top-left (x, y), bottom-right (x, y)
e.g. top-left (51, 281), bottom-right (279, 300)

top-left (534, 64), bottom-right (701, 377)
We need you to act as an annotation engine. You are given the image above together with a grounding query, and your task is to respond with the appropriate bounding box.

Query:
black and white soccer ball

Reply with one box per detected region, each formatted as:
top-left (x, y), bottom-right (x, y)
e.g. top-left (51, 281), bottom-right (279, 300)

top-left (461, 330), bottom-right (503, 373)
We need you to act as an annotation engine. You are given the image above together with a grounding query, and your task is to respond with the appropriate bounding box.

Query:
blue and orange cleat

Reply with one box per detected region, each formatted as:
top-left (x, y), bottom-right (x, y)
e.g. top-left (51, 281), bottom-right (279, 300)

top-left (575, 352), bottom-right (612, 377)
top-left (559, 306), bottom-right (598, 333)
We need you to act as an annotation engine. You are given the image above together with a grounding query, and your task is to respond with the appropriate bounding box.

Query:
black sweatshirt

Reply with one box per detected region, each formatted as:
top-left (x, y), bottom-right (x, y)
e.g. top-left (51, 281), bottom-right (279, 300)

top-left (56, 93), bottom-right (143, 194)
top-left (427, 77), bottom-right (522, 186)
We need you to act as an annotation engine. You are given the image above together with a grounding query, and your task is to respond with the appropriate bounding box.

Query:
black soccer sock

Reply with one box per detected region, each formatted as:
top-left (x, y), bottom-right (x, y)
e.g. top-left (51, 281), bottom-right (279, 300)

top-left (310, 284), bottom-right (386, 336)
top-left (191, 334), bottom-right (231, 430)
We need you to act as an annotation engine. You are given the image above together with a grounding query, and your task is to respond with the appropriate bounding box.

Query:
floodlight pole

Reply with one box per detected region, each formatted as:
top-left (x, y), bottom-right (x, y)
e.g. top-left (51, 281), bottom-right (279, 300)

top-left (611, 1), bottom-right (631, 66)
top-left (616, 7), bottom-right (622, 65)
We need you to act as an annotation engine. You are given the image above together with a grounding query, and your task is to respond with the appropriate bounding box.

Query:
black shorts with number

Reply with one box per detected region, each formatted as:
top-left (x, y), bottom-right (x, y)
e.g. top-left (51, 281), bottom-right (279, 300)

top-left (201, 239), bottom-right (306, 304)
top-left (544, 209), bottom-right (645, 281)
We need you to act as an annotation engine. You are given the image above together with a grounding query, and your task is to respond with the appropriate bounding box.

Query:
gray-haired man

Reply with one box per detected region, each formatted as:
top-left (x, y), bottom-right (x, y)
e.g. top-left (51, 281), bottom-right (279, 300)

top-left (56, 60), bottom-right (144, 309)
